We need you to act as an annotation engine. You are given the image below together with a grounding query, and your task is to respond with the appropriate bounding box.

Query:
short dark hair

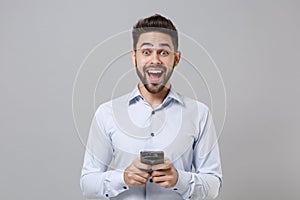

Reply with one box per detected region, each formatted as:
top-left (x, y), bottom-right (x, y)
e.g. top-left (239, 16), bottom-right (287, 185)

top-left (132, 14), bottom-right (178, 51)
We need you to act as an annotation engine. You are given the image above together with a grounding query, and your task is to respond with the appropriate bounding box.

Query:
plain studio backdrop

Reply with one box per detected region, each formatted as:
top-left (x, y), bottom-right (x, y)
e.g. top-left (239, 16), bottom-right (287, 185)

top-left (1, 0), bottom-right (299, 200)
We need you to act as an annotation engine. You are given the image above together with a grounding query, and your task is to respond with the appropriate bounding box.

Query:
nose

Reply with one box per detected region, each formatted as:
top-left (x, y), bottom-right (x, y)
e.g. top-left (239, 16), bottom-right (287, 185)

top-left (150, 51), bottom-right (162, 65)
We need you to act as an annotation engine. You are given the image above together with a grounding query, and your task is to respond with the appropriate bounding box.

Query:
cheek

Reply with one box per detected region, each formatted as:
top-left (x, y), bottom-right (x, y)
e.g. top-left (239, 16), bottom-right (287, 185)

top-left (164, 58), bottom-right (176, 67)
top-left (136, 57), bottom-right (147, 66)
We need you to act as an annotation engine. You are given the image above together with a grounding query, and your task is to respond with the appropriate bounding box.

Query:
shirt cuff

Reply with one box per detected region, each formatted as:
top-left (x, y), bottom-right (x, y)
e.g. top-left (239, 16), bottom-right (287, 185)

top-left (170, 170), bottom-right (192, 199)
top-left (103, 170), bottom-right (129, 198)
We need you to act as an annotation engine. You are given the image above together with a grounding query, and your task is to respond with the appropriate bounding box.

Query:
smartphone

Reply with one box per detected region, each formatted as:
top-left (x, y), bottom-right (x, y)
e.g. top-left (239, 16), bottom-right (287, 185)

top-left (140, 151), bottom-right (164, 165)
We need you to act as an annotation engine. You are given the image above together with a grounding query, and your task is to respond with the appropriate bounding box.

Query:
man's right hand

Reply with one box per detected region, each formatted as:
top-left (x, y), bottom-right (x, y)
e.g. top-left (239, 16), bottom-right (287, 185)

top-left (124, 157), bottom-right (152, 186)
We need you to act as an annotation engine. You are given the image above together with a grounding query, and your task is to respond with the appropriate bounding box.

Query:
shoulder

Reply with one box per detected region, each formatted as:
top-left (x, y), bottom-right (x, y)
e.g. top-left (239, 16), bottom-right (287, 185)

top-left (175, 91), bottom-right (210, 113)
top-left (94, 92), bottom-right (131, 117)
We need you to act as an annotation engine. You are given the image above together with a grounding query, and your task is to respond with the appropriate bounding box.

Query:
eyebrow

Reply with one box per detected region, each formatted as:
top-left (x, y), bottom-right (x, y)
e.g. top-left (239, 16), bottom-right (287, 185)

top-left (159, 43), bottom-right (171, 49)
top-left (139, 42), bottom-right (153, 48)
top-left (139, 42), bottom-right (172, 50)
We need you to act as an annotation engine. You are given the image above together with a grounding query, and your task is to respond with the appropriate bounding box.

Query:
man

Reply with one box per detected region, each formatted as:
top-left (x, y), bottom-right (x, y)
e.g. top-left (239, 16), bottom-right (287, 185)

top-left (80, 14), bottom-right (222, 200)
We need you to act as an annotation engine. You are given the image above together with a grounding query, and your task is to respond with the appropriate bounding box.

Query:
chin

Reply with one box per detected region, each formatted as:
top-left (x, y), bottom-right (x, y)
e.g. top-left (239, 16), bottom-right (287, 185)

top-left (145, 84), bottom-right (165, 94)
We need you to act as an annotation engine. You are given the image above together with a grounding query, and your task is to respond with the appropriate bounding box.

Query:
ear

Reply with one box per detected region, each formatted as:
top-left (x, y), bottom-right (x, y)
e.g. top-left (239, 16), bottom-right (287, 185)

top-left (173, 51), bottom-right (181, 67)
top-left (131, 50), bottom-right (136, 67)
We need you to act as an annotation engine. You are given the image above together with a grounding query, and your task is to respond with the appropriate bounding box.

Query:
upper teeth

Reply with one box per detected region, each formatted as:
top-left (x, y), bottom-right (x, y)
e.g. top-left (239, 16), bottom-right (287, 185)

top-left (148, 70), bottom-right (162, 74)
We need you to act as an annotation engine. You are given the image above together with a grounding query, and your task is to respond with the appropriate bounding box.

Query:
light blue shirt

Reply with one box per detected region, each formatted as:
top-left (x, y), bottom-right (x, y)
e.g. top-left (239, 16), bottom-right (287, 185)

top-left (80, 87), bottom-right (222, 200)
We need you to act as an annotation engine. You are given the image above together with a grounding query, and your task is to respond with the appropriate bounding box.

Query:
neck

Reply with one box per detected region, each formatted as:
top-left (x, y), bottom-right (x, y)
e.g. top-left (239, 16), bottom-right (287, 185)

top-left (138, 82), bottom-right (171, 109)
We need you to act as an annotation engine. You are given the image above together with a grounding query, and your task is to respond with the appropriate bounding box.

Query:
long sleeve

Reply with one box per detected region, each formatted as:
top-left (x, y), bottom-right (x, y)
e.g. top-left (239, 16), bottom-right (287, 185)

top-left (80, 108), bottom-right (129, 199)
top-left (173, 111), bottom-right (223, 199)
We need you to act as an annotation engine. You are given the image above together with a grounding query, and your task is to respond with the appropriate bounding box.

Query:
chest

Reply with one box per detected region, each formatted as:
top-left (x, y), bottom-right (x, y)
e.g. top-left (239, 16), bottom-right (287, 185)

top-left (108, 103), bottom-right (200, 156)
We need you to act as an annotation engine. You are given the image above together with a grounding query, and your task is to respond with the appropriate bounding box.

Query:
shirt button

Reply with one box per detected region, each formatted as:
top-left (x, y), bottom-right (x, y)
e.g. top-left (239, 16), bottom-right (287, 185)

top-left (151, 111), bottom-right (155, 115)
top-left (123, 186), bottom-right (127, 189)
top-left (173, 188), bottom-right (178, 190)
top-left (105, 194), bottom-right (109, 197)
top-left (150, 132), bottom-right (155, 137)
top-left (150, 178), bottom-right (153, 182)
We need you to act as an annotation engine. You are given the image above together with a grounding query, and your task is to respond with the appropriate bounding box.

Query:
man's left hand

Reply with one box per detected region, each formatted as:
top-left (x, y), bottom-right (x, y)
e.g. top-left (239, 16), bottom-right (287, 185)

top-left (151, 158), bottom-right (178, 188)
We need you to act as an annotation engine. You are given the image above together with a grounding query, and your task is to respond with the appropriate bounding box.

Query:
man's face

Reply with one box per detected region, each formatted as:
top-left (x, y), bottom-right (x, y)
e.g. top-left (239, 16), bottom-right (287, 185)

top-left (132, 32), bottom-right (181, 94)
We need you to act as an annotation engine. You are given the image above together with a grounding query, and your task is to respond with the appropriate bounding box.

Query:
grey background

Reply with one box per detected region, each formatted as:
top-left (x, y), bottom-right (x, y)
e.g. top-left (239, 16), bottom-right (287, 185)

top-left (1, 0), bottom-right (299, 200)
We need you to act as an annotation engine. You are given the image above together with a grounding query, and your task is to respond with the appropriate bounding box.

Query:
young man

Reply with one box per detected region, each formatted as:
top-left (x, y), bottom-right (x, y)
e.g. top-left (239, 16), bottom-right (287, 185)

top-left (80, 14), bottom-right (222, 200)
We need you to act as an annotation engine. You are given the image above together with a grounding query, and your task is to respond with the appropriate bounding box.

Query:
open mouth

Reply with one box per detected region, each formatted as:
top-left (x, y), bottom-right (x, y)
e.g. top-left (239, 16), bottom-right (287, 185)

top-left (146, 69), bottom-right (164, 83)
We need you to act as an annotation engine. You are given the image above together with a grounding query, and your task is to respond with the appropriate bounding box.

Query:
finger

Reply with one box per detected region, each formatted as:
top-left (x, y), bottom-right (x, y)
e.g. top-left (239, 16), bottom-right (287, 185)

top-left (138, 172), bottom-right (151, 179)
top-left (152, 163), bottom-right (171, 171)
top-left (134, 160), bottom-right (152, 171)
top-left (127, 167), bottom-right (149, 174)
top-left (151, 170), bottom-right (166, 177)
top-left (126, 168), bottom-right (151, 179)
top-left (152, 174), bottom-right (173, 183)
top-left (127, 164), bottom-right (151, 174)
top-left (152, 175), bottom-right (173, 183)
top-left (151, 157), bottom-right (173, 170)
top-left (126, 173), bottom-right (149, 185)
top-left (135, 173), bottom-right (150, 183)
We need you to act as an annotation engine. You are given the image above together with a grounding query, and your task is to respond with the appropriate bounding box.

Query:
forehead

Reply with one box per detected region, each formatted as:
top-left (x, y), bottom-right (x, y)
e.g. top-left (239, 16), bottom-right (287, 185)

top-left (137, 32), bottom-right (174, 49)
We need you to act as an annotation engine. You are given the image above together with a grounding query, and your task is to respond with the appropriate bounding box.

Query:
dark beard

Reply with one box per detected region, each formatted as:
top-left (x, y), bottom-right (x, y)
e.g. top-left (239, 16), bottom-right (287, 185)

top-left (136, 64), bottom-right (173, 94)
top-left (145, 83), bottom-right (165, 94)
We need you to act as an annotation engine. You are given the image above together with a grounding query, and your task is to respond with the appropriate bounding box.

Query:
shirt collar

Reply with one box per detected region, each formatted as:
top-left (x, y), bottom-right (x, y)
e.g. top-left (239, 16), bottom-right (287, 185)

top-left (128, 86), bottom-right (143, 105)
top-left (128, 85), bottom-right (184, 106)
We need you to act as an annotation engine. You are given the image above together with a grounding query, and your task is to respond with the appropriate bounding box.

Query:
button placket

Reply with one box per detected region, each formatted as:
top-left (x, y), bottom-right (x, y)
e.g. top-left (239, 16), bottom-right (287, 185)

top-left (149, 109), bottom-right (154, 137)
